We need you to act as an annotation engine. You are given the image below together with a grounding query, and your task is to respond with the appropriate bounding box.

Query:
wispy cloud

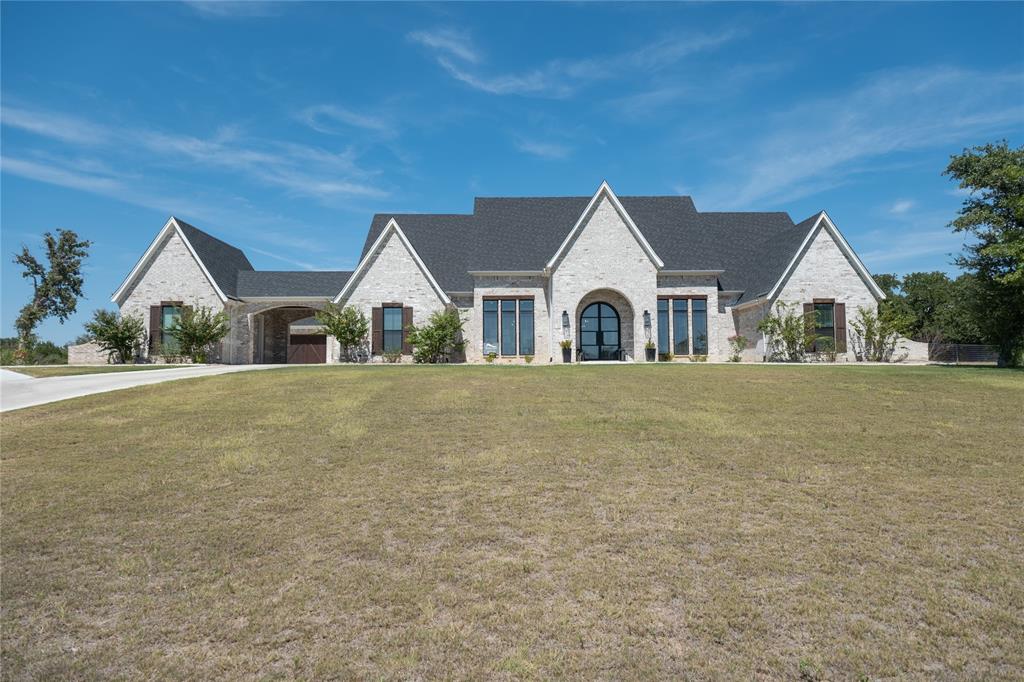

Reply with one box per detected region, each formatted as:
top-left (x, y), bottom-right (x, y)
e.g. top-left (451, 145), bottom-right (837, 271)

top-left (2, 106), bottom-right (110, 145)
top-left (515, 138), bottom-right (571, 160)
top-left (697, 67), bottom-right (1024, 209)
top-left (183, 1), bottom-right (280, 19)
top-left (2, 156), bottom-right (122, 193)
top-left (888, 199), bottom-right (915, 215)
top-left (409, 27), bottom-right (740, 98)
top-left (4, 105), bottom-right (388, 201)
top-left (408, 28), bottom-right (480, 64)
top-left (297, 104), bottom-right (394, 136)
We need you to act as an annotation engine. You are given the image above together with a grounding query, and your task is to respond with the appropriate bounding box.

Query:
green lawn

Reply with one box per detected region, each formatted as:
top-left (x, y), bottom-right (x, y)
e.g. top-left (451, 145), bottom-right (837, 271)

top-left (2, 365), bottom-right (1021, 679)
top-left (3, 364), bottom-right (193, 378)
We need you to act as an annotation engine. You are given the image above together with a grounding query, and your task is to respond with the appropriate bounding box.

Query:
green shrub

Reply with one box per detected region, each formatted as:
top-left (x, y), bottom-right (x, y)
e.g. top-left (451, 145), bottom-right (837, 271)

top-left (485, 352), bottom-right (497, 363)
top-left (84, 311), bottom-right (145, 364)
top-left (383, 349), bottom-right (403, 364)
top-left (315, 302), bottom-right (369, 362)
top-left (406, 307), bottom-right (465, 363)
top-left (758, 302), bottom-right (814, 362)
top-left (168, 306), bottom-right (229, 363)
top-left (524, 354), bottom-right (534, 364)
top-left (727, 334), bottom-right (748, 362)
top-left (850, 306), bottom-right (902, 362)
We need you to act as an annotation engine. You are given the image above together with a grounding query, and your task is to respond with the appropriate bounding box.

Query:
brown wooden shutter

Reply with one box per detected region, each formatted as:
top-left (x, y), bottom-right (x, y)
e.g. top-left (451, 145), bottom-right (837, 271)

top-left (834, 302), bottom-right (847, 352)
top-left (149, 305), bottom-right (161, 355)
top-left (402, 307), bottom-right (414, 354)
top-left (803, 302), bottom-right (815, 352)
top-left (371, 307), bottom-right (383, 354)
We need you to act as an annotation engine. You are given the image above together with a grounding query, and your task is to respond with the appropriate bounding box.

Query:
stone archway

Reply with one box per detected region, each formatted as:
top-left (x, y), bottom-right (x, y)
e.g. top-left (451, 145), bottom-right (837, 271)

top-left (252, 305), bottom-right (322, 364)
top-left (575, 289), bottom-right (635, 361)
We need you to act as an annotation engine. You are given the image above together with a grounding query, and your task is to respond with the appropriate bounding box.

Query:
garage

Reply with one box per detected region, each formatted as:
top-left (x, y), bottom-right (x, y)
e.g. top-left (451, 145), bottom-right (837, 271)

top-left (287, 333), bottom-right (327, 364)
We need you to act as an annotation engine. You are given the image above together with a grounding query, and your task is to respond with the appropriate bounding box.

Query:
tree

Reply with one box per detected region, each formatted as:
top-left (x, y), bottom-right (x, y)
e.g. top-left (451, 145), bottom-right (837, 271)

top-left (12, 229), bottom-right (91, 361)
top-left (757, 302), bottom-right (814, 362)
top-left (85, 310), bottom-right (145, 364)
top-left (873, 271), bottom-right (983, 344)
top-left (315, 303), bottom-right (369, 362)
top-left (167, 306), bottom-right (230, 363)
top-left (944, 141), bottom-right (1024, 366)
top-left (406, 307), bottom-right (465, 363)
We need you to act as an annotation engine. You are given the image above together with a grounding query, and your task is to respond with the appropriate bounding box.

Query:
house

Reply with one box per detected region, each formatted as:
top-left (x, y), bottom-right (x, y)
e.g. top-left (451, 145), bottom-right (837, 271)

top-left (111, 182), bottom-right (885, 364)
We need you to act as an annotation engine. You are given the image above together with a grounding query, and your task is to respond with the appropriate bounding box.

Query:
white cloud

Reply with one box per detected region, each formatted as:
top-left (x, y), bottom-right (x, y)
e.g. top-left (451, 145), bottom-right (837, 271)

top-left (888, 199), bottom-right (915, 215)
top-left (3, 105), bottom-right (388, 201)
top-left (697, 67), bottom-right (1024, 209)
top-left (2, 156), bottom-right (122, 193)
top-left (408, 29), bottom-right (480, 64)
top-left (410, 27), bottom-right (739, 98)
top-left (297, 104), bottom-right (394, 136)
top-left (2, 106), bottom-right (110, 145)
top-left (183, 1), bottom-right (279, 19)
top-left (515, 138), bottom-right (571, 160)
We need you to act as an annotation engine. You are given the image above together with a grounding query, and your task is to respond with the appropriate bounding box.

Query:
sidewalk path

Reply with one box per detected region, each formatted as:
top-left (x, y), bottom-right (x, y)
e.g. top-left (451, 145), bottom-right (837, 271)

top-left (1, 365), bottom-right (285, 413)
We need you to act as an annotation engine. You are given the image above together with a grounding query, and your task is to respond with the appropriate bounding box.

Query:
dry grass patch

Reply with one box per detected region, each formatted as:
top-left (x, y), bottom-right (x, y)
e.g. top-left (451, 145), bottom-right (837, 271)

top-left (1, 365), bottom-right (1022, 679)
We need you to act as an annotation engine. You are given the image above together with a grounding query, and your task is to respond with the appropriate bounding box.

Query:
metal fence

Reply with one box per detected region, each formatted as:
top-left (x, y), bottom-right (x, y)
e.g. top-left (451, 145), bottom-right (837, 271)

top-left (929, 343), bottom-right (1000, 364)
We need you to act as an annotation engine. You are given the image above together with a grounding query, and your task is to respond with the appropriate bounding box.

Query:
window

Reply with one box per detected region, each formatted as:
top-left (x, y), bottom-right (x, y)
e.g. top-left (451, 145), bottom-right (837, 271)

top-left (672, 299), bottom-right (689, 355)
top-left (483, 300), bottom-right (499, 355)
top-left (483, 298), bottom-right (535, 356)
top-left (657, 299), bottom-right (669, 354)
top-left (161, 304), bottom-right (182, 354)
top-left (518, 299), bottom-right (534, 355)
top-left (501, 300), bottom-right (517, 355)
top-left (691, 298), bottom-right (708, 355)
top-left (383, 305), bottom-right (404, 353)
top-left (813, 302), bottom-right (835, 351)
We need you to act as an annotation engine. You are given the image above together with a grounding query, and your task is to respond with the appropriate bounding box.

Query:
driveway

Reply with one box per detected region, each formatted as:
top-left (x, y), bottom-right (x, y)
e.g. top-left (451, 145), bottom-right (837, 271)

top-left (1, 364), bottom-right (286, 413)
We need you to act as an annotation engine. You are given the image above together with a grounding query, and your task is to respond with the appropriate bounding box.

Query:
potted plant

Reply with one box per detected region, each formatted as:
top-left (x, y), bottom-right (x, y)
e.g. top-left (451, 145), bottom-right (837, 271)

top-left (644, 340), bottom-right (656, 362)
top-left (559, 339), bottom-right (572, 363)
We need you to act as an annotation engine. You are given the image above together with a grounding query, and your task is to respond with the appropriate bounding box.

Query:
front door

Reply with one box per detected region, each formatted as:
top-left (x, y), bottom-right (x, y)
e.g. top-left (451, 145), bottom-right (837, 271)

top-left (579, 302), bottom-right (620, 360)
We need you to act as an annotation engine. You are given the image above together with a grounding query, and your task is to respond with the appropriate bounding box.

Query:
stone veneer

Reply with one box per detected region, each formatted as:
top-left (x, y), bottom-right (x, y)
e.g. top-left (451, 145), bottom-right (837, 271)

top-left (119, 230), bottom-right (224, 361)
top-left (773, 224), bottom-right (878, 362)
top-left (333, 228), bottom-right (447, 362)
top-left (549, 195), bottom-right (658, 362)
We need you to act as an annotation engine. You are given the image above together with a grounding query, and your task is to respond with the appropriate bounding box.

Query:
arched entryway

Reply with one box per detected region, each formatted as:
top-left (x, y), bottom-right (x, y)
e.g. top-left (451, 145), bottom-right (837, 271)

top-left (251, 305), bottom-right (326, 364)
top-left (579, 302), bottom-right (622, 361)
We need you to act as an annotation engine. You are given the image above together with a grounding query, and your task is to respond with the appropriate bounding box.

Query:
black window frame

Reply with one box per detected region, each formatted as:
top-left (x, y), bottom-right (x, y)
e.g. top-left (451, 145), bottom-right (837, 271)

top-left (482, 297), bottom-right (535, 356)
top-left (657, 299), bottom-right (669, 355)
top-left (813, 301), bottom-right (836, 352)
top-left (382, 304), bottom-right (404, 354)
top-left (161, 303), bottom-right (183, 354)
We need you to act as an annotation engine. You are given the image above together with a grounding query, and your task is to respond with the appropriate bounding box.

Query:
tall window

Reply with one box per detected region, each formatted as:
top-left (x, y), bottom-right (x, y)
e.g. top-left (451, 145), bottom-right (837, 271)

top-left (161, 304), bottom-right (182, 353)
top-left (383, 305), bottom-right (404, 353)
top-left (500, 301), bottom-right (517, 355)
top-left (691, 298), bottom-right (708, 354)
top-left (483, 298), bottom-right (534, 356)
top-left (657, 299), bottom-right (669, 354)
top-left (672, 299), bottom-right (689, 355)
top-left (482, 300), bottom-right (499, 355)
top-left (518, 299), bottom-right (534, 355)
top-left (813, 302), bottom-right (835, 351)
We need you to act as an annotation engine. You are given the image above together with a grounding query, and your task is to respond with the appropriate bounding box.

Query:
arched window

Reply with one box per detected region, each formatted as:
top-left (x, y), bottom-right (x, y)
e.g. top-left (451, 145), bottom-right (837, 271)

top-left (579, 302), bottom-right (620, 360)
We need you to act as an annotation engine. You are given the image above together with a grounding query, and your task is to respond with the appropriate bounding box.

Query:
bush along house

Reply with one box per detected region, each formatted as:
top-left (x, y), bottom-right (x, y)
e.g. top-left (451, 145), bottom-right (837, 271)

top-left (111, 182), bottom-right (885, 364)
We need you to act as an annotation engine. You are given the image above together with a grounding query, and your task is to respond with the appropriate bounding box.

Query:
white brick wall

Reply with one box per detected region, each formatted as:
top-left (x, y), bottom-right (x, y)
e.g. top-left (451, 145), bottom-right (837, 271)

top-left (336, 228), bottom-right (447, 362)
top-left (467, 275), bottom-right (550, 363)
top-left (549, 196), bottom-right (658, 362)
top-left (119, 231), bottom-right (224, 359)
top-left (773, 225), bottom-right (879, 361)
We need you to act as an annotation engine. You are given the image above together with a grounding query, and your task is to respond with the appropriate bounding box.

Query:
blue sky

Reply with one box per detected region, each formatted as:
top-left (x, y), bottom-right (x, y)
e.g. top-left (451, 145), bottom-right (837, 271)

top-left (2, 1), bottom-right (1022, 343)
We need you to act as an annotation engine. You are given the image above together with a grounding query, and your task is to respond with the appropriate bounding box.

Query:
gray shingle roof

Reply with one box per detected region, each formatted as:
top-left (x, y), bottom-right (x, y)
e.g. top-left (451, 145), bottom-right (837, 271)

top-left (235, 271), bottom-right (352, 298)
top-left (363, 196), bottom-right (819, 301)
top-left (175, 219), bottom-right (253, 299)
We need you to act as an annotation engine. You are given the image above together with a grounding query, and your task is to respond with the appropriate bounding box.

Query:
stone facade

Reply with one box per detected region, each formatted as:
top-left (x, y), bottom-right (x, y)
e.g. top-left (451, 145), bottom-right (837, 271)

top-left (67, 342), bottom-right (110, 365)
top-left (119, 230), bottom-right (224, 360)
top-left (115, 196), bottom-right (884, 366)
top-left (334, 228), bottom-right (447, 362)
top-left (774, 225), bottom-right (879, 362)
top-left (549, 196), bottom-right (658, 362)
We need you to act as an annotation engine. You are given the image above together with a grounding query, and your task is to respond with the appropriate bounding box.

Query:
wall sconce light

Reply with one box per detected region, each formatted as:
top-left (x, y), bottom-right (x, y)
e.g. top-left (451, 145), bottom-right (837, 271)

top-left (643, 309), bottom-right (652, 340)
top-left (561, 310), bottom-right (570, 338)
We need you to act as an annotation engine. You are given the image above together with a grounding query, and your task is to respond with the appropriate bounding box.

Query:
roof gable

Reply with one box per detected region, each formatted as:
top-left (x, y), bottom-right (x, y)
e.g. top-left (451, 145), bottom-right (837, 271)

top-left (546, 181), bottom-right (665, 270)
top-left (111, 217), bottom-right (245, 304)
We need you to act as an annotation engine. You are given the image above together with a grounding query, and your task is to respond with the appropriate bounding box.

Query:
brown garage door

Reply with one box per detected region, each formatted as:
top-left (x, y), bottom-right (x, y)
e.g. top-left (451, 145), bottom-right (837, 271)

top-left (287, 334), bottom-right (327, 364)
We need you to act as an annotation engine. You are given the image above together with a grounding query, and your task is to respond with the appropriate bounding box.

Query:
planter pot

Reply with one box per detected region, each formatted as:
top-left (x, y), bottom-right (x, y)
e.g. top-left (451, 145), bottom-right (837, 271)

top-left (645, 347), bottom-right (656, 362)
top-left (562, 347), bottom-right (572, 363)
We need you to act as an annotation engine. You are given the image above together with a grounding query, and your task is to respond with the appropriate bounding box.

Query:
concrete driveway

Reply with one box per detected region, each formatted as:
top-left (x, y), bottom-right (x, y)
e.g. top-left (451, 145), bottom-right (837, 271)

top-left (1, 364), bottom-right (285, 413)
